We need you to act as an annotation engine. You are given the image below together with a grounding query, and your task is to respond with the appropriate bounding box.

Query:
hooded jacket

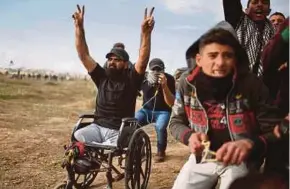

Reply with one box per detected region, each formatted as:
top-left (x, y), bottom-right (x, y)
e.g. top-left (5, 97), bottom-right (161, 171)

top-left (169, 21), bottom-right (283, 162)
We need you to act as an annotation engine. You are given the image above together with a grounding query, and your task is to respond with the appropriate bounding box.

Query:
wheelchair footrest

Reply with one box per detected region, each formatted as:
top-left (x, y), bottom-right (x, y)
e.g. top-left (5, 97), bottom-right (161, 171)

top-left (85, 143), bottom-right (118, 150)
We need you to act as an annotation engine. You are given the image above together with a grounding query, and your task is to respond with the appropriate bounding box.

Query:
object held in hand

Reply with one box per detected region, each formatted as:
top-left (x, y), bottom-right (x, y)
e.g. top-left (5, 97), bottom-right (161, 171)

top-left (200, 140), bottom-right (218, 163)
top-left (278, 62), bottom-right (288, 71)
top-left (147, 71), bottom-right (160, 86)
top-left (278, 118), bottom-right (289, 138)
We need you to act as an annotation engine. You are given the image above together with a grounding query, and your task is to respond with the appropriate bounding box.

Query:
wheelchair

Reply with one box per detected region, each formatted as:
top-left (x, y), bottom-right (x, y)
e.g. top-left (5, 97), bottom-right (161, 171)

top-left (54, 113), bottom-right (152, 189)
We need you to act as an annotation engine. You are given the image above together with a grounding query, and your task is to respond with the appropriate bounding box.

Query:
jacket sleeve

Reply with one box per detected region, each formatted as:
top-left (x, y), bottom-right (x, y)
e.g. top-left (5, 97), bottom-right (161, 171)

top-left (262, 17), bottom-right (289, 72)
top-left (261, 18), bottom-right (289, 103)
top-left (223, 0), bottom-right (244, 28)
top-left (249, 78), bottom-right (285, 158)
top-left (169, 76), bottom-right (194, 145)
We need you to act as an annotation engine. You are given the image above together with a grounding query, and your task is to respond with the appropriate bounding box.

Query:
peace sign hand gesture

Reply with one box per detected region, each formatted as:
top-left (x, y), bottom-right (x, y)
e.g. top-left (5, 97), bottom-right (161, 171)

top-left (72, 4), bottom-right (85, 28)
top-left (141, 7), bottom-right (155, 34)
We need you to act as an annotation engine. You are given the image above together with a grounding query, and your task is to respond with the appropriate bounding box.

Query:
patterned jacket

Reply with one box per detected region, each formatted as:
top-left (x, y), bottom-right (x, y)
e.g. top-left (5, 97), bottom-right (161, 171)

top-left (170, 21), bottom-right (282, 162)
top-left (169, 66), bottom-right (283, 160)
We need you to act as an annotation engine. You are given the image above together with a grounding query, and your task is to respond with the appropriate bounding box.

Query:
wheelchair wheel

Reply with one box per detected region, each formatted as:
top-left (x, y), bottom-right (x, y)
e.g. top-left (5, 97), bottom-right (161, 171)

top-left (56, 170), bottom-right (98, 189)
top-left (125, 129), bottom-right (152, 189)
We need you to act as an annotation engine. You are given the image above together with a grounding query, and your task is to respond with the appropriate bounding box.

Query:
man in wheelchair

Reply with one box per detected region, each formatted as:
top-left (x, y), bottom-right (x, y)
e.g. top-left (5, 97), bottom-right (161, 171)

top-left (169, 21), bottom-right (288, 189)
top-left (72, 4), bottom-right (154, 147)
top-left (55, 4), bottom-right (155, 189)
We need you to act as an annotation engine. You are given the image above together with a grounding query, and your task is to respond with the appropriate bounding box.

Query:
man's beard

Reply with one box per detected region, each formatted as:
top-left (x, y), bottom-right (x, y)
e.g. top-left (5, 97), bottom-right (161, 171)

top-left (105, 68), bottom-right (124, 80)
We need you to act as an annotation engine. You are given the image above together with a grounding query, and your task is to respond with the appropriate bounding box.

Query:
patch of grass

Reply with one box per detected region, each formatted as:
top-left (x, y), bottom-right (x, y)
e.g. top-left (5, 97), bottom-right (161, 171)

top-left (45, 81), bottom-right (58, 86)
top-left (6, 80), bottom-right (31, 86)
top-left (0, 94), bottom-right (45, 100)
top-left (0, 94), bottom-right (18, 100)
top-left (0, 76), bottom-right (96, 129)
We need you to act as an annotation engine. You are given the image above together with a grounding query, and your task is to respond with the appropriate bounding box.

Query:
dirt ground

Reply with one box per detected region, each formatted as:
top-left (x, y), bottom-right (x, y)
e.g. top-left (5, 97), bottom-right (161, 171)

top-left (0, 75), bottom-right (189, 189)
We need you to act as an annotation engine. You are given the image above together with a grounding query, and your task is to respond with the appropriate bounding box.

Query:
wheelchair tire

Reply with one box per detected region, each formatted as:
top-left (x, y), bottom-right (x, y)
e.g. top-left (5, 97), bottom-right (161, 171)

top-left (70, 171), bottom-right (98, 189)
top-left (58, 170), bottom-right (98, 189)
top-left (125, 128), bottom-right (152, 189)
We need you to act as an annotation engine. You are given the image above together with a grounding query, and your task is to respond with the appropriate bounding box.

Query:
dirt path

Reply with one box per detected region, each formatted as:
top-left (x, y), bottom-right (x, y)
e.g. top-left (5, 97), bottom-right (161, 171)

top-left (0, 77), bottom-right (189, 189)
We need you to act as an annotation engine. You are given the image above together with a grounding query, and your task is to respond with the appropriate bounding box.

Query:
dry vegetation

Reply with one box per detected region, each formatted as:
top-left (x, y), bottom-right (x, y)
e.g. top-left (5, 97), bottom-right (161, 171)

top-left (0, 75), bottom-right (189, 189)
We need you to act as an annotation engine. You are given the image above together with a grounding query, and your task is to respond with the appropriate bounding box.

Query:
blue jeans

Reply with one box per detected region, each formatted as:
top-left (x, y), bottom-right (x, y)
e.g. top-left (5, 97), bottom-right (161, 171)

top-left (135, 108), bottom-right (170, 152)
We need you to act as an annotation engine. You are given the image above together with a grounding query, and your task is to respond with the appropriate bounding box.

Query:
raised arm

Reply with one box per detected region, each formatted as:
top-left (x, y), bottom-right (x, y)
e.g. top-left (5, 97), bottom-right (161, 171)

top-left (159, 73), bottom-right (175, 107)
top-left (73, 5), bottom-right (97, 73)
top-left (223, 0), bottom-right (244, 28)
top-left (135, 7), bottom-right (155, 74)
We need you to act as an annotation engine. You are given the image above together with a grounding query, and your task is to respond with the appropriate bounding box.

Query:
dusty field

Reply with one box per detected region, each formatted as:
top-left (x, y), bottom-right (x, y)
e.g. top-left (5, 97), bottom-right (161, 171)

top-left (0, 75), bottom-right (189, 189)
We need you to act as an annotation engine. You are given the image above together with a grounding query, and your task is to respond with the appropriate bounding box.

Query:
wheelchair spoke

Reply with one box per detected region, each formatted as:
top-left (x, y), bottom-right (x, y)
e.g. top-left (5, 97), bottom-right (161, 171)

top-left (75, 174), bottom-right (80, 181)
top-left (140, 166), bottom-right (145, 179)
top-left (124, 129), bottom-right (152, 189)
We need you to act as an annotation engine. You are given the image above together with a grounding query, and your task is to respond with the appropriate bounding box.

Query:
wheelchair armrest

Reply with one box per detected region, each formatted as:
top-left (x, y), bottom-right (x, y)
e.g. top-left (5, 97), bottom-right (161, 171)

top-left (122, 117), bottom-right (138, 123)
top-left (79, 113), bottom-right (95, 119)
top-left (117, 117), bottom-right (139, 148)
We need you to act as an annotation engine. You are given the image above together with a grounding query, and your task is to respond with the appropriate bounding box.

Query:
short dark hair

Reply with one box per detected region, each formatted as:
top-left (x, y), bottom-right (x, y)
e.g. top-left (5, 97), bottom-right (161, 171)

top-left (198, 29), bottom-right (249, 67)
top-left (113, 42), bottom-right (125, 49)
top-left (199, 29), bottom-right (239, 53)
top-left (247, 0), bottom-right (271, 7)
top-left (270, 12), bottom-right (285, 19)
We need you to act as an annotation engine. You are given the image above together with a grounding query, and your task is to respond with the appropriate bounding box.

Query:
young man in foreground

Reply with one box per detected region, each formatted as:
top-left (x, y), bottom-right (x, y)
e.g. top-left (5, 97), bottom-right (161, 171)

top-left (169, 21), bottom-right (285, 189)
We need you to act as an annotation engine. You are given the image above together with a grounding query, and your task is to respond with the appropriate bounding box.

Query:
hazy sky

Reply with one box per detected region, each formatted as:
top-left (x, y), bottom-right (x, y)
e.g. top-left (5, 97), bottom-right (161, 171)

top-left (0, 0), bottom-right (288, 74)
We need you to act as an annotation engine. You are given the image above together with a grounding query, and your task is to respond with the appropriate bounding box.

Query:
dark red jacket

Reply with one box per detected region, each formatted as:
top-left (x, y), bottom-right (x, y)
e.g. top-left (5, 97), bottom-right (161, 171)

top-left (262, 18), bottom-right (289, 116)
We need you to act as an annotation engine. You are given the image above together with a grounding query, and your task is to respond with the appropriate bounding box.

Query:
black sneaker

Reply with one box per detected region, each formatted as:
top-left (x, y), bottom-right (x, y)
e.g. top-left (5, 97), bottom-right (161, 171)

top-left (154, 151), bottom-right (166, 163)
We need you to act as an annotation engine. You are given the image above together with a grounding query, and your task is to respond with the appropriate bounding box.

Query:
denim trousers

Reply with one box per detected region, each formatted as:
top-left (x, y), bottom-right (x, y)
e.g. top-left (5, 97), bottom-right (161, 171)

top-left (135, 108), bottom-right (170, 152)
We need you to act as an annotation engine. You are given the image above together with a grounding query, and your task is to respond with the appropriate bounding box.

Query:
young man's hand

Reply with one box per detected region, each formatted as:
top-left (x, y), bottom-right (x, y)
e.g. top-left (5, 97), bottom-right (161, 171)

top-left (274, 115), bottom-right (289, 139)
top-left (216, 139), bottom-right (253, 165)
top-left (188, 133), bottom-right (208, 154)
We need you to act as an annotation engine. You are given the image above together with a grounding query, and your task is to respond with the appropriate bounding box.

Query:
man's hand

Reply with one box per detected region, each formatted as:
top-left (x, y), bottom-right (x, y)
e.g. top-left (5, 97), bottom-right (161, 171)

top-left (274, 125), bottom-right (282, 138)
top-left (188, 133), bottom-right (208, 154)
top-left (72, 4), bottom-right (85, 28)
top-left (72, 4), bottom-right (97, 72)
top-left (216, 139), bottom-right (253, 165)
top-left (158, 73), bottom-right (167, 88)
top-left (141, 7), bottom-right (155, 35)
top-left (278, 62), bottom-right (288, 71)
top-left (135, 7), bottom-right (155, 74)
top-left (274, 115), bottom-right (289, 139)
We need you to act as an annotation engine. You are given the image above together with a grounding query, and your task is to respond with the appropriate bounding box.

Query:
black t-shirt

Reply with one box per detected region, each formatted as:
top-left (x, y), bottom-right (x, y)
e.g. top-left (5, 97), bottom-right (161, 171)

top-left (195, 71), bottom-right (233, 151)
top-left (141, 72), bottom-right (175, 112)
top-left (203, 100), bottom-right (231, 151)
top-left (89, 64), bottom-right (144, 130)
